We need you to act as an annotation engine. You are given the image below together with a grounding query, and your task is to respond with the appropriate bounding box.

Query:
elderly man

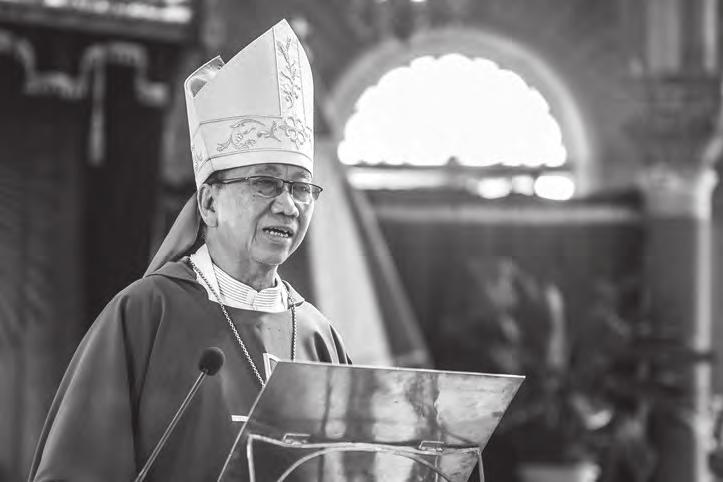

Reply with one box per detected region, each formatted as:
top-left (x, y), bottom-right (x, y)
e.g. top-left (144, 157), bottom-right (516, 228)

top-left (29, 20), bottom-right (350, 482)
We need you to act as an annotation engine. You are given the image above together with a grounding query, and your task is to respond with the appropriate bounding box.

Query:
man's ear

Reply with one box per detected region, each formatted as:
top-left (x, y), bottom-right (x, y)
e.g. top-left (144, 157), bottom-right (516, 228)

top-left (198, 183), bottom-right (219, 228)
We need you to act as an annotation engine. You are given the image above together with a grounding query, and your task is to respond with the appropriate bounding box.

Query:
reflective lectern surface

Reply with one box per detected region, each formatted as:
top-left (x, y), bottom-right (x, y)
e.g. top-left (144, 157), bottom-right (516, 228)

top-left (218, 361), bottom-right (523, 482)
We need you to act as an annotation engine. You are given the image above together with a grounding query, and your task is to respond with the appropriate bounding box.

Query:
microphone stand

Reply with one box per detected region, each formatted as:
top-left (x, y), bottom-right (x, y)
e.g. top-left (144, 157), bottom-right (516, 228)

top-left (133, 371), bottom-right (208, 482)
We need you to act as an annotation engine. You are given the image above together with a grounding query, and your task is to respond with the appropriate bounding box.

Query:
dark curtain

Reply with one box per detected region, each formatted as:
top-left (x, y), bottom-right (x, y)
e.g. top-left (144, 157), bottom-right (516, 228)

top-left (0, 56), bottom-right (87, 481)
top-left (84, 64), bottom-right (163, 323)
top-left (0, 50), bottom-right (167, 482)
top-left (373, 198), bottom-right (644, 365)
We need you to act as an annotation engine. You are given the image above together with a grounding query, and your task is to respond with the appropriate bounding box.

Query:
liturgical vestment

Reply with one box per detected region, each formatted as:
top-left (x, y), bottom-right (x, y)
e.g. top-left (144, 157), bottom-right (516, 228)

top-left (29, 259), bottom-right (351, 482)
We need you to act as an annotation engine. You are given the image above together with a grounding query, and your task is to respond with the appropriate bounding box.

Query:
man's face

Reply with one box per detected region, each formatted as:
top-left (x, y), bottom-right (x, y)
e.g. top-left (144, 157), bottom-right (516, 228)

top-left (210, 163), bottom-right (315, 268)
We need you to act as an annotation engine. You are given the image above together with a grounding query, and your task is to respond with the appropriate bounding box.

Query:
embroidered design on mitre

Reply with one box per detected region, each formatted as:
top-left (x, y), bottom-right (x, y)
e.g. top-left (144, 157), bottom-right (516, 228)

top-left (216, 119), bottom-right (281, 152)
top-left (277, 37), bottom-right (302, 108)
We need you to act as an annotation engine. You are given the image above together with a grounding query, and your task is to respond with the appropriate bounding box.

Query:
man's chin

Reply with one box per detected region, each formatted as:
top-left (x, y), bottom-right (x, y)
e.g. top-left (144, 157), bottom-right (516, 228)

top-left (253, 250), bottom-right (290, 268)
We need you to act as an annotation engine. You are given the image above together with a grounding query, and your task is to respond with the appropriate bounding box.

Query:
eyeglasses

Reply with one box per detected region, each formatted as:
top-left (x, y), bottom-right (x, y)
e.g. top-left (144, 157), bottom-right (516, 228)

top-left (213, 175), bottom-right (323, 204)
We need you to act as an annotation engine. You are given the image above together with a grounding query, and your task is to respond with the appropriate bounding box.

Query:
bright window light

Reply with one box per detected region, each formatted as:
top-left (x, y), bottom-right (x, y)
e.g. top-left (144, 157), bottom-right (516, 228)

top-left (534, 175), bottom-right (575, 200)
top-left (339, 54), bottom-right (569, 171)
top-left (475, 178), bottom-right (512, 199)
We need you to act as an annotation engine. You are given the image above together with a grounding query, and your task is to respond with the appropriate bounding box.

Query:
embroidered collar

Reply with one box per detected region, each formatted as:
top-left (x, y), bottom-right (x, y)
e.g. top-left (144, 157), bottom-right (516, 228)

top-left (189, 244), bottom-right (296, 312)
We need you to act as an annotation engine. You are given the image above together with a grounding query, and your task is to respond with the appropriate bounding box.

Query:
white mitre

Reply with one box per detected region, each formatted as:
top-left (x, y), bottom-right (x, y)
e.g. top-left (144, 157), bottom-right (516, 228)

top-left (185, 18), bottom-right (314, 188)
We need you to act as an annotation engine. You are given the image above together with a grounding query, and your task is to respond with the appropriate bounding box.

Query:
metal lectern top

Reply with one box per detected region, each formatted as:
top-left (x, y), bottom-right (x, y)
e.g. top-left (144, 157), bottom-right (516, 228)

top-left (218, 361), bottom-right (523, 482)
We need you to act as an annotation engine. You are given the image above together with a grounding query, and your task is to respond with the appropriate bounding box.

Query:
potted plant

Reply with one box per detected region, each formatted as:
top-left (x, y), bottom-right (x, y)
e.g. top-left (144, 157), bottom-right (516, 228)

top-left (491, 265), bottom-right (604, 482)
top-left (437, 257), bottom-right (602, 481)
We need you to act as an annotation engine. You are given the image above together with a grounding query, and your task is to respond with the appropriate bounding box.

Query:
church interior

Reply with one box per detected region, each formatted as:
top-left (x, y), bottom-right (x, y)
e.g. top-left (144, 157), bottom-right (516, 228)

top-left (2, 0), bottom-right (723, 481)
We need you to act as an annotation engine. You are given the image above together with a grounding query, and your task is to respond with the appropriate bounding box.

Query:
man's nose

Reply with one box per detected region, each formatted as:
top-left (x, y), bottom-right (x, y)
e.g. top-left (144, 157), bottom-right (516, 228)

top-left (270, 186), bottom-right (300, 216)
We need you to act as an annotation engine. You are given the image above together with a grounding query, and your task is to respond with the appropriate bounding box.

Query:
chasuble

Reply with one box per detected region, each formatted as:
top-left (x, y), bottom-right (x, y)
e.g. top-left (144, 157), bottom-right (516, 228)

top-left (29, 259), bottom-right (351, 482)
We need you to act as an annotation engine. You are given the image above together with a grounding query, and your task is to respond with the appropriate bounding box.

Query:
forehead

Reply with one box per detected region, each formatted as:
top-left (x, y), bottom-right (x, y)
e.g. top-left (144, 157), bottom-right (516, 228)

top-left (222, 163), bottom-right (312, 180)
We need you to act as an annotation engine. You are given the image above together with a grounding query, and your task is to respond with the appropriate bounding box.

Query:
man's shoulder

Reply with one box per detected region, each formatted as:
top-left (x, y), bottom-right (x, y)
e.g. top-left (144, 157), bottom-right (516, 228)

top-left (293, 296), bottom-right (339, 332)
top-left (90, 260), bottom-right (201, 335)
top-left (112, 259), bottom-right (197, 305)
top-left (295, 298), bottom-right (326, 321)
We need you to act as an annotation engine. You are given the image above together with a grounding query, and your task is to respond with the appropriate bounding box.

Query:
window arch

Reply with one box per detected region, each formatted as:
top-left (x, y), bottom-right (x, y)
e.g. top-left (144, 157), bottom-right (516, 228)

top-left (325, 27), bottom-right (595, 199)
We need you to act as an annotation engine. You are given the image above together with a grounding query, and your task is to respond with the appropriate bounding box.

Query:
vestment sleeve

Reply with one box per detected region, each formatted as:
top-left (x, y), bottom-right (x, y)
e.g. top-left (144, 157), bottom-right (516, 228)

top-left (29, 288), bottom-right (157, 482)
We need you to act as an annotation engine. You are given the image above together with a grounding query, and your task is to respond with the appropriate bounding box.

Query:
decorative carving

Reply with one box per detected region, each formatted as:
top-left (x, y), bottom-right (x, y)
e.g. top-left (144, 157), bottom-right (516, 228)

top-left (0, 0), bottom-right (192, 24)
top-left (638, 163), bottom-right (718, 219)
top-left (0, 30), bottom-right (35, 82)
top-left (0, 29), bottom-right (169, 105)
top-left (626, 76), bottom-right (722, 173)
top-left (629, 77), bottom-right (722, 217)
top-left (0, 29), bottom-right (171, 166)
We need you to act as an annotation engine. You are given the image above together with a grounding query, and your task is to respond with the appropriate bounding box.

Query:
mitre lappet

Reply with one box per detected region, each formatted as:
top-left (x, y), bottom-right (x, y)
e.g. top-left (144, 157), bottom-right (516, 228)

top-left (145, 19), bottom-right (315, 275)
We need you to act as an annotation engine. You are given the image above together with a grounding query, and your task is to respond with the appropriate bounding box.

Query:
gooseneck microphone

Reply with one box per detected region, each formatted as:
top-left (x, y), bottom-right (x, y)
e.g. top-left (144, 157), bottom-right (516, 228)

top-left (134, 347), bottom-right (225, 482)
top-left (198, 347), bottom-right (225, 376)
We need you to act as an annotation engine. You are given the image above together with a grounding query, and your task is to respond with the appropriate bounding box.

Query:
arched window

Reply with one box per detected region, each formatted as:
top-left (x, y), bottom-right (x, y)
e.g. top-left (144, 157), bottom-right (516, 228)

top-left (338, 54), bottom-right (575, 200)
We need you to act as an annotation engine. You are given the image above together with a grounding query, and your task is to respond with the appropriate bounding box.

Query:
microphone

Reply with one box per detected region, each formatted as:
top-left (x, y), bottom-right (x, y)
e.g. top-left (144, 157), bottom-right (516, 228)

top-left (199, 347), bottom-right (225, 376)
top-left (134, 347), bottom-right (225, 482)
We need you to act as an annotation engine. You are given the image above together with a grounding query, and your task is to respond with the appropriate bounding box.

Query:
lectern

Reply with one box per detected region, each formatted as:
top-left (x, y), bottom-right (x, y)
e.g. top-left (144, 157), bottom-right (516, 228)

top-left (217, 361), bottom-right (523, 481)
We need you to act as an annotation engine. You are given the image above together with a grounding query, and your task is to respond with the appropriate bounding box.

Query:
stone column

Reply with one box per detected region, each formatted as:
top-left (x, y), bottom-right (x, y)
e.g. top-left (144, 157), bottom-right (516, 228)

top-left (639, 163), bottom-right (717, 482)
top-left (629, 1), bottom-right (721, 478)
top-left (632, 77), bottom-right (721, 482)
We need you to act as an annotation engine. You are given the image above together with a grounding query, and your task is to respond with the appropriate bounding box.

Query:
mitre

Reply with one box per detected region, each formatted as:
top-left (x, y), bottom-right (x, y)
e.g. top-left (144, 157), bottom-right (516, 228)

top-left (184, 18), bottom-right (314, 188)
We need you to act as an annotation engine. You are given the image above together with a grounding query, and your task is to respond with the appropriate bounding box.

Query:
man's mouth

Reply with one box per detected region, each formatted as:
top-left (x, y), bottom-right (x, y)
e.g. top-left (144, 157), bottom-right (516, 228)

top-left (262, 226), bottom-right (294, 239)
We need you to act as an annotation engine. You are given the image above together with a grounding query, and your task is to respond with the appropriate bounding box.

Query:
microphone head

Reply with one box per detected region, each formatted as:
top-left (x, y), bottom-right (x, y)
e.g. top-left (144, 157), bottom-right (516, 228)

top-left (199, 347), bottom-right (225, 376)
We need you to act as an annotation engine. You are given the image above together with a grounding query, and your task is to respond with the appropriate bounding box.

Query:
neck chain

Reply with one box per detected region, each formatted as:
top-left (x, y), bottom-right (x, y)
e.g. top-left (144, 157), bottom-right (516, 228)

top-left (187, 257), bottom-right (297, 387)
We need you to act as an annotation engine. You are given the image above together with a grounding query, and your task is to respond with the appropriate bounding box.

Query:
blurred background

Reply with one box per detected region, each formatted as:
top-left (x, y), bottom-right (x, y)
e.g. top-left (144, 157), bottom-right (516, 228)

top-left (2, 0), bottom-right (723, 481)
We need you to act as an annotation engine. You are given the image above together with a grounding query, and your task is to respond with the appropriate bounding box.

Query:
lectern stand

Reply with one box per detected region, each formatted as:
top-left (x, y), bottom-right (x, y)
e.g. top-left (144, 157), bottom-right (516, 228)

top-left (217, 361), bottom-right (523, 482)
